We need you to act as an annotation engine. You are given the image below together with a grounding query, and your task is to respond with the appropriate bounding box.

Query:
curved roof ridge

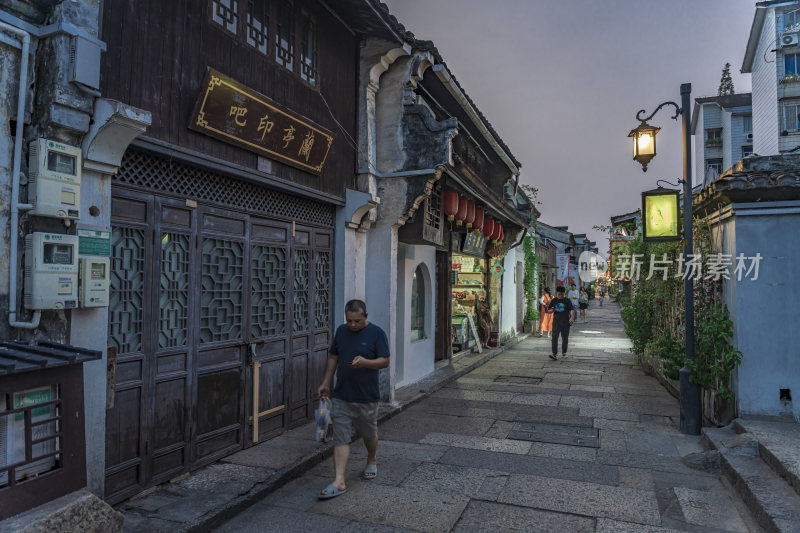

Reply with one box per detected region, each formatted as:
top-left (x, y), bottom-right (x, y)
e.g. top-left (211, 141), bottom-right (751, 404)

top-left (371, 0), bottom-right (522, 169)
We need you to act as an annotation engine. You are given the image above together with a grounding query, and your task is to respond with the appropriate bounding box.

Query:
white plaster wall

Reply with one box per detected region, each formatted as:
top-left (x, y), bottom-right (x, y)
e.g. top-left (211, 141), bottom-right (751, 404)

top-left (71, 169), bottom-right (111, 495)
top-left (731, 203), bottom-right (800, 416)
top-left (501, 247), bottom-right (518, 338)
top-left (365, 222), bottom-right (397, 402)
top-left (722, 110), bottom-right (732, 170)
top-left (694, 106), bottom-right (706, 186)
top-left (730, 112), bottom-right (752, 162)
top-left (753, 9), bottom-right (780, 155)
top-left (396, 244), bottom-right (436, 388)
top-left (334, 202), bottom-right (369, 321)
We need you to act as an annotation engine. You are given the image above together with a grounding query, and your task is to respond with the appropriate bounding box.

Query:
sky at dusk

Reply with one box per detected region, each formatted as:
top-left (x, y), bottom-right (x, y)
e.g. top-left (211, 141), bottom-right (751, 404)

top-left (383, 0), bottom-right (756, 252)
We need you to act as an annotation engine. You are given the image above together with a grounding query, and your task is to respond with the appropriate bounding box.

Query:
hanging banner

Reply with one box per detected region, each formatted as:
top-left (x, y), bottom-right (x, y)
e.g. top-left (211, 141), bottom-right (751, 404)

top-left (556, 254), bottom-right (570, 287)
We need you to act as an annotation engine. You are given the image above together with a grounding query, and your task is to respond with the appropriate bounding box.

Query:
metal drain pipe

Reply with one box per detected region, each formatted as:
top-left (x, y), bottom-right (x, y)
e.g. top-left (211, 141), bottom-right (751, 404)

top-left (2, 20), bottom-right (40, 330)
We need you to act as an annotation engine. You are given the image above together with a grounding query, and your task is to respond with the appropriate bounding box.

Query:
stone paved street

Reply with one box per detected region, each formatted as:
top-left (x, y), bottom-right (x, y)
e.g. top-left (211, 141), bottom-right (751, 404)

top-left (214, 303), bottom-right (763, 532)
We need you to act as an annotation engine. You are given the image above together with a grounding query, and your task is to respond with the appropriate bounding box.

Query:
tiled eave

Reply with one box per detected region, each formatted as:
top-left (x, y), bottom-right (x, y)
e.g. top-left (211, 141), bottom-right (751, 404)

top-left (694, 155), bottom-right (800, 214)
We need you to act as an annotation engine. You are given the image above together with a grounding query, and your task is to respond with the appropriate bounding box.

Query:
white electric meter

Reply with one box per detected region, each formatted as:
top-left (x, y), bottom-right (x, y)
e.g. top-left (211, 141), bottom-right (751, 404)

top-left (28, 138), bottom-right (81, 219)
top-left (24, 232), bottom-right (79, 310)
top-left (79, 257), bottom-right (110, 307)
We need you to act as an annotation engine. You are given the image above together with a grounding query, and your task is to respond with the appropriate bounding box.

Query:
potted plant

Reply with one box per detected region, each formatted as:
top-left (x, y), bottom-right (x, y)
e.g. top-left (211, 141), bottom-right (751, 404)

top-left (781, 73), bottom-right (800, 98)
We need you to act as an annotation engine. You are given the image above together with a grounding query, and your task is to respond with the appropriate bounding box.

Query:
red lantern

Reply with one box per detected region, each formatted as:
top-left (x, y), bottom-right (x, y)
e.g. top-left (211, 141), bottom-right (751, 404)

top-left (443, 190), bottom-right (459, 221)
top-left (498, 225), bottom-right (504, 243)
top-left (473, 207), bottom-right (484, 235)
top-left (464, 200), bottom-right (475, 230)
top-left (455, 195), bottom-right (468, 226)
top-left (483, 216), bottom-right (494, 239)
top-left (491, 221), bottom-right (502, 243)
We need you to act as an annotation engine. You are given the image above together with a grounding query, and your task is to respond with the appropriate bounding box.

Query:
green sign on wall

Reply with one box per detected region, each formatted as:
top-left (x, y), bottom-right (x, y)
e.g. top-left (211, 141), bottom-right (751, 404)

top-left (78, 229), bottom-right (111, 256)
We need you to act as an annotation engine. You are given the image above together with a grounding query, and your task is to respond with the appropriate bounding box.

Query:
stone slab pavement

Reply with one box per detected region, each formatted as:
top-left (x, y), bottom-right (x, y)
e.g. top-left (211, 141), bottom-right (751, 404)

top-left (213, 303), bottom-right (765, 532)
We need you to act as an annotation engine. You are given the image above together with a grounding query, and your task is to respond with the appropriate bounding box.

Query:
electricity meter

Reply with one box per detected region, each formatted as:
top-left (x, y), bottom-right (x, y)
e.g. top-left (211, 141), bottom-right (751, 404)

top-left (28, 138), bottom-right (81, 219)
top-left (24, 232), bottom-right (79, 310)
top-left (79, 257), bottom-right (110, 307)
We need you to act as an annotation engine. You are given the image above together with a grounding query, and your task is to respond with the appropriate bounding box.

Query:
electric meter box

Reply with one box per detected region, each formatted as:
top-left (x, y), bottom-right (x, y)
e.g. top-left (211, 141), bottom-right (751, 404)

top-left (79, 257), bottom-right (110, 308)
top-left (24, 233), bottom-right (79, 310)
top-left (28, 138), bottom-right (81, 219)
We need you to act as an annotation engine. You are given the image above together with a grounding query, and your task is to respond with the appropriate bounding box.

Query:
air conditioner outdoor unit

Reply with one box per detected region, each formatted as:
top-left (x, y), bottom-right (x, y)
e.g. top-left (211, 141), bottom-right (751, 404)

top-left (782, 32), bottom-right (799, 47)
top-left (746, 132), bottom-right (753, 141)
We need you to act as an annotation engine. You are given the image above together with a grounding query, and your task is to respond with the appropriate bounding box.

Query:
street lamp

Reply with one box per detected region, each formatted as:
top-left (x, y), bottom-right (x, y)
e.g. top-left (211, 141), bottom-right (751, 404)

top-left (628, 122), bottom-right (660, 172)
top-left (628, 83), bottom-right (701, 436)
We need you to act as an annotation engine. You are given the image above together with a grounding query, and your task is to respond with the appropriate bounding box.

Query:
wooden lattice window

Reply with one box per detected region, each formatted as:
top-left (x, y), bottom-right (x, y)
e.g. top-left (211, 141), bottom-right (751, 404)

top-left (246, 0), bottom-right (269, 55)
top-left (422, 188), bottom-right (443, 245)
top-left (299, 8), bottom-right (317, 86)
top-left (276, 0), bottom-right (295, 71)
top-left (212, 0), bottom-right (239, 34)
top-left (425, 188), bottom-right (442, 232)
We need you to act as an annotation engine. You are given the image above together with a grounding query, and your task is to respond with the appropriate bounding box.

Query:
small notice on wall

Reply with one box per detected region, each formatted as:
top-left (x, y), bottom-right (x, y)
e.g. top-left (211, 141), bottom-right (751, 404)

top-left (78, 229), bottom-right (111, 256)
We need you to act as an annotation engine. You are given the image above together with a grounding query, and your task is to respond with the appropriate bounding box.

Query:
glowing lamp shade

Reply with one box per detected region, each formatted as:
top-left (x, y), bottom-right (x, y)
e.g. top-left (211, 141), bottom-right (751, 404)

top-left (464, 200), bottom-right (475, 230)
top-left (443, 190), bottom-right (459, 221)
top-left (455, 195), bottom-right (468, 226)
top-left (628, 121), bottom-right (661, 172)
top-left (473, 207), bottom-right (484, 235)
top-left (641, 188), bottom-right (680, 242)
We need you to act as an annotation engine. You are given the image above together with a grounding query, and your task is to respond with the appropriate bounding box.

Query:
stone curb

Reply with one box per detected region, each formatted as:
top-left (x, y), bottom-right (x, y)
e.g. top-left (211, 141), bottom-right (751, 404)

top-left (182, 334), bottom-right (530, 532)
top-left (733, 419), bottom-right (800, 499)
top-left (702, 424), bottom-right (800, 533)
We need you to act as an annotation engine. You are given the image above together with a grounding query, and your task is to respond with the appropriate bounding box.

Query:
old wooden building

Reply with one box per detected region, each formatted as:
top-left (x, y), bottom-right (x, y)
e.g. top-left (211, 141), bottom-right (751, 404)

top-left (100, 0), bottom-right (360, 502)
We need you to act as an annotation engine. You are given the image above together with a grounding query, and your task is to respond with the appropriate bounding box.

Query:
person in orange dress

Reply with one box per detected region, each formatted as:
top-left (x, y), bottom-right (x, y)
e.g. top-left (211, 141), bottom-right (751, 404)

top-left (539, 287), bottom-right (553, 338)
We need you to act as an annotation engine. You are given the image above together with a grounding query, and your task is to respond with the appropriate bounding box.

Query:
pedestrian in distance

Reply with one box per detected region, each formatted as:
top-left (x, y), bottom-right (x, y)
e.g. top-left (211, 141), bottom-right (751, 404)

top-left (599, 285), bottom-right (605, 307)
top-left (578, 288), bottom-right (588, 322)
top-left (546, 286), bottom-right (575, 360)
top-left (538, 287), bottom-right (553, 338)
top-left (317, 300), bottom-right (390, 499)
top-left (567, 283), bottom-right (580, 315)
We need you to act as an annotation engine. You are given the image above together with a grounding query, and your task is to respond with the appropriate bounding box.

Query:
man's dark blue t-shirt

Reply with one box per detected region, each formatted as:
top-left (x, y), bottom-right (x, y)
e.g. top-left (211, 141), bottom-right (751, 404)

top-left (330, 322), bottom-right (390, 403)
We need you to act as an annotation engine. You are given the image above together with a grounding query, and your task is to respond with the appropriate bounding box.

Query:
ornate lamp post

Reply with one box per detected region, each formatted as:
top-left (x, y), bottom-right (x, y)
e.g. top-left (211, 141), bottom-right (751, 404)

top-left (629, 83), bottom-right (701, 435)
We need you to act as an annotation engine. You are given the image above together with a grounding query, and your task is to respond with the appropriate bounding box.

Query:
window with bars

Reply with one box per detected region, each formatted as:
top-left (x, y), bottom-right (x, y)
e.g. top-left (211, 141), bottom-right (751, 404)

top-left (276, 0), bottom-right (295, 71)
top-left (783, 101), bottom-right (800, 132)
top-left (299, 8), bottom-right (317, 86)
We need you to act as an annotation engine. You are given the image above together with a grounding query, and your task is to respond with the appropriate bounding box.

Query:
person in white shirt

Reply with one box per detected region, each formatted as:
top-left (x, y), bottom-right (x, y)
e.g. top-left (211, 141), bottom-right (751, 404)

top-left (567, 284), bottom-right (580, 317)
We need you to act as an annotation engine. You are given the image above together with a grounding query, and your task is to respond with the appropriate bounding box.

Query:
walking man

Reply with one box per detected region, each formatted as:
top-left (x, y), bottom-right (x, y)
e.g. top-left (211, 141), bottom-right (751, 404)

top-left (567, 283), bottom-right (580, 314)
top-left (317, 300), bottom-right (390, 499)
top-left (547, 286), bottom-right (575, 360)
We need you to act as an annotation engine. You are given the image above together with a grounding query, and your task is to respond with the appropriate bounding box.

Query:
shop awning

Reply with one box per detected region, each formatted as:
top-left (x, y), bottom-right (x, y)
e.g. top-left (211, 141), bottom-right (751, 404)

top-left (0, 341), bottom-right (102, 376)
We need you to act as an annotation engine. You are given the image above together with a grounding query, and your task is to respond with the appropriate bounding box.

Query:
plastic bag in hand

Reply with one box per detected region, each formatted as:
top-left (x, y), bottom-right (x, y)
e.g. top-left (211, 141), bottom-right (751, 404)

top-left (315, 397), bottom-right (332, 442)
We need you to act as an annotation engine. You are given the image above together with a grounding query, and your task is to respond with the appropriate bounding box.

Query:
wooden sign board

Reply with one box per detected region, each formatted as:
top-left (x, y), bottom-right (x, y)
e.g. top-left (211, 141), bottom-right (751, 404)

top-left (461, 231), bottom-right (487, 256)
top-left (189, 68), bottom-right (334, 175)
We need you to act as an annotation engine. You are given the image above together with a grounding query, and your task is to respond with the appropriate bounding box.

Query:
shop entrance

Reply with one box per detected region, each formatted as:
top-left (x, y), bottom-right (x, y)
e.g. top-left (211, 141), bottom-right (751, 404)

top-left (450, 253), bottom-right (487, 353)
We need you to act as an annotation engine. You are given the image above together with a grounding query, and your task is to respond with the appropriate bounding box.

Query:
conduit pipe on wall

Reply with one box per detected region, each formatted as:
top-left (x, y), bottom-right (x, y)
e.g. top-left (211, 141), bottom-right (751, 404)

top-left (1, 20), bottom-right (40, 330)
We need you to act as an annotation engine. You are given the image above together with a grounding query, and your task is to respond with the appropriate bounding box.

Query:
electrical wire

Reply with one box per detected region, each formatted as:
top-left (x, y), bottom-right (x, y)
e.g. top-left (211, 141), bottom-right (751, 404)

top-left (317, 89), bottom-right (378, 174)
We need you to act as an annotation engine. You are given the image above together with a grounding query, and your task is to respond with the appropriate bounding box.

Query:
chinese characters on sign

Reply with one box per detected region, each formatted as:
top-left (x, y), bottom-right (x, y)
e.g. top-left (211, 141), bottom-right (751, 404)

top-left (613, 253), bottom-right (763, 281)
top-left (556, 254), bottom-right (570, 286)
top-left (461, 232), bottom-right (487, 256)
top-left (189, 69), bottom-right (334, 175)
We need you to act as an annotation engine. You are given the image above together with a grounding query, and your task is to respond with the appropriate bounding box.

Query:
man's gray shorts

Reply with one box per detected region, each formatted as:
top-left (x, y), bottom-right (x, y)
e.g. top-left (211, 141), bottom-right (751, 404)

top-left (331, 398), bottom-right (379, 446)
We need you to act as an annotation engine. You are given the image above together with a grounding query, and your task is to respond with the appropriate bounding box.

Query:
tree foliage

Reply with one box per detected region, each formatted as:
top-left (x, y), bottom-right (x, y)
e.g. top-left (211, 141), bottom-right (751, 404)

top-left (718, 62), bottom-right (735, 96)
